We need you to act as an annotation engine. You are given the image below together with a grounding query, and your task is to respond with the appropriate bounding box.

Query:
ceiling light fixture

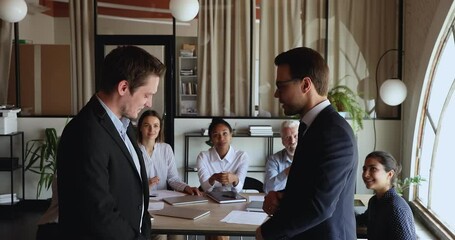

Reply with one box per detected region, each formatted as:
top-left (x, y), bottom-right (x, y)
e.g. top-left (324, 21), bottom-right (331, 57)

top-left (169, 0), bottom-right (199, 22)
top-left (0, 0), bottom-right (28, 23)
top-left (375, 49), bottom-right (407, 106)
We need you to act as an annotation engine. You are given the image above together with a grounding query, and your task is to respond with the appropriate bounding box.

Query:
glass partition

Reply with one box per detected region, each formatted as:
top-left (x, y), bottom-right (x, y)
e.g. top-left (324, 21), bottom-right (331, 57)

top-left (7, 0), bottom-right (400, 118)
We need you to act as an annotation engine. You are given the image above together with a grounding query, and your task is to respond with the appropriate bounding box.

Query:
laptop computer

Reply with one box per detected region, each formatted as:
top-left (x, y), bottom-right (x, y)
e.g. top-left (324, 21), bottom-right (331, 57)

top-left (162, 195), bottom-right (208, 206)
top-left (151, 206), bottom-right (210, 220)
top-left (206, 191), bottom-right (247, 204)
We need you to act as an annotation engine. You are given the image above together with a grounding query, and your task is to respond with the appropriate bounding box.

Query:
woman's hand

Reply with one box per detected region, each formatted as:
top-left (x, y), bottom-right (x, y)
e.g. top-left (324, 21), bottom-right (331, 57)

top-left (148, 176), bottom-right (160, 186)
top-left (210, 172), bottom-right (238, 186)
top-left (184, 186), bottom-right (202, 196)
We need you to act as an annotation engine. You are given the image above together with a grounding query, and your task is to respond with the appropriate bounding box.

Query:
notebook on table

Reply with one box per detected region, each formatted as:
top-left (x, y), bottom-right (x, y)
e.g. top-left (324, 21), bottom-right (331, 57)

top-left (206, 191), bottom-right (247, 204)
top-left (245, 200), bottom-right (264, 212)
top-left (151, 206), bottom-right (210, 220)
top-left (162, 195), bottom-right (208, 206)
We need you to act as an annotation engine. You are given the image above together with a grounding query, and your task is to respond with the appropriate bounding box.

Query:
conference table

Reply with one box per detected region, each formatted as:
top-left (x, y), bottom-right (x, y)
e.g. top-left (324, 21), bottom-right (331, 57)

top-left (149, 193), bottom-right (372, 237)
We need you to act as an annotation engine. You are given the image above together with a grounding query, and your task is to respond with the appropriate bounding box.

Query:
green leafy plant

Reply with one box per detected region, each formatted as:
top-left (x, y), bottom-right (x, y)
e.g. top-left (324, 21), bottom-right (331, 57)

top-left (327, 85), bottom-right (367, 132)
top-left (25, 128), bottom-right (59, 198)
top-left (396, 175), bottom-right (426, 196)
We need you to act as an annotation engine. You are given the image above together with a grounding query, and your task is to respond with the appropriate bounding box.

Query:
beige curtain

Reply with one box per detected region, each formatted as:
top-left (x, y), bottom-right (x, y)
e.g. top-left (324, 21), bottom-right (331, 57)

top-left (197, 0), bottom-right (252, 116)
top-left (329, 0), bottom-right (398, 118)
top-left (0, 21), bottom-right (12, 105)
top-left (258, 0), bottom-right (326, 117)
top-left (69, 0), bottom-right (95, 114)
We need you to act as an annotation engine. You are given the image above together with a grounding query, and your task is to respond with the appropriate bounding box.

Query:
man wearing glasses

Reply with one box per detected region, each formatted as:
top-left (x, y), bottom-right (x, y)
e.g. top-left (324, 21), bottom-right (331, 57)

top-left (256, 47), bottom-right (358, 240)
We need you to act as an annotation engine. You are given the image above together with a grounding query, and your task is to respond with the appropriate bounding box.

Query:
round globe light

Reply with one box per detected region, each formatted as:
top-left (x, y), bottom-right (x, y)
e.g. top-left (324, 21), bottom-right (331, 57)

top-left (169, 0), bottom-right (199, 22)
top-left (379, 78), bottom-right (407, 106)
top-left (0, 0), bottom-right (28, 23)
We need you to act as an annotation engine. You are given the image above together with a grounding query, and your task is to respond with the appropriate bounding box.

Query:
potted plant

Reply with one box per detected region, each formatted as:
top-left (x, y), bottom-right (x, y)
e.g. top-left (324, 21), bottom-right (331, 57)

top-left (25, 128), bottom-right (59, 198)
top-left (396, 175), bottom-right (426, 196)
top-left (327, 85), bottom-right (367, 132)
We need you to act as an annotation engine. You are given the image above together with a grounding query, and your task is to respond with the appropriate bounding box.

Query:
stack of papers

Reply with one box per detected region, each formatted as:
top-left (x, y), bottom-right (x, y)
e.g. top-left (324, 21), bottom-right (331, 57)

top-left (249, 125), bottom-right (273, 136)
top-left (221, 210), bottom-right (268, 225)
top-left (149, 190), bottom-right (186, 200)
top-left (0, 193), bottom-right (20, 205)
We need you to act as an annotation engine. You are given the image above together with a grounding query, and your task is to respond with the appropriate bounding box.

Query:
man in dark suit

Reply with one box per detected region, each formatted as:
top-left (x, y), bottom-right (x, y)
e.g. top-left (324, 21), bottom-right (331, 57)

top-left (57, 46), bottom-right (165, 240)
top-left (256, 47), bottom-right (358, 239)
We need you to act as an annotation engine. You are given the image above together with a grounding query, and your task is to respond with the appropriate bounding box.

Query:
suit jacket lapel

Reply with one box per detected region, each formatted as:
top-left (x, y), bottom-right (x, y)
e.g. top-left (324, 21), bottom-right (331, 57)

top-left (89, 97), bottom-right (142, 181)
top-left (127, 125), bottom-right (150, 202)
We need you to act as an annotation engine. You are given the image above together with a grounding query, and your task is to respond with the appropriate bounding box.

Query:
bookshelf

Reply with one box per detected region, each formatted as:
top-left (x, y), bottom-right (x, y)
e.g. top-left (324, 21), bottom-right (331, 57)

top-left (178, 56), bottom-right (198, 116)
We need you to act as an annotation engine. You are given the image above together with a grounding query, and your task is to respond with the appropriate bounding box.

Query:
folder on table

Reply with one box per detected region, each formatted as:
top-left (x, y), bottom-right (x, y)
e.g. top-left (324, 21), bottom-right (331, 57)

top-left (162, 195), bottom-right (208, 206)
top-left (246, 200), bottom-right (264, 212)
top-left (151, 206), bottom-right (210, 220)
top-left (206, 191), bottom-right (247, 204)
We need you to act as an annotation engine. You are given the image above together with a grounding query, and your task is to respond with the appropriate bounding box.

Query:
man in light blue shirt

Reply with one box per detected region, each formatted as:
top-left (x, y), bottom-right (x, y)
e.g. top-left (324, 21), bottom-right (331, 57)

top-left (263, 120), bottom-right (299, 193)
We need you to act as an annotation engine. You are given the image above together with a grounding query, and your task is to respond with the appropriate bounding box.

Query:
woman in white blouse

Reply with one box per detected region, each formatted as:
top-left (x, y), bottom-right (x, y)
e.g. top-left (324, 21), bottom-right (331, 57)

top-left (197, 117), bottom-right (249, 193)
top-left (137, 110), bottom-right (200, 196)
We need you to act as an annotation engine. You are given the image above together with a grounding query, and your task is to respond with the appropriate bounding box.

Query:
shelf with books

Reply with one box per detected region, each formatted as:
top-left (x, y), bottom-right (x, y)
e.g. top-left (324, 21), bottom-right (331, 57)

top-left (178, 56), bottom-right (198, 116)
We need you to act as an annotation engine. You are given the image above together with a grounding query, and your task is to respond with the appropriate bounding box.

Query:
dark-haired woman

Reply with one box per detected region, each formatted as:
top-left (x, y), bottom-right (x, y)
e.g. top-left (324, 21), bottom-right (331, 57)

top-left (356, 151), bottom-right (417, 240)
top-left (197, 117), bottom-right (249, 193)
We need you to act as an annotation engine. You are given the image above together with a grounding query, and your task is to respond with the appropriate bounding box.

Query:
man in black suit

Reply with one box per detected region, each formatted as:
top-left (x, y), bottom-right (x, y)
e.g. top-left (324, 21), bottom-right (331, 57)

top-left (256, 47), bottom-right (358, 239)
top-left (57, 46), bottom-right (165, 240)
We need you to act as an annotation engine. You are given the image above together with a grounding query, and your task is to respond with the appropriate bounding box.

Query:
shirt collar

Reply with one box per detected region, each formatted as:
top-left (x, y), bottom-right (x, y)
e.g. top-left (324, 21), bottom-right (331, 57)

top-left (210, 145), bottom-right (234, 162)
top-left (96, 95), bottom-right (130, 135)
top-left (301, 99), bottom-right (330, 127)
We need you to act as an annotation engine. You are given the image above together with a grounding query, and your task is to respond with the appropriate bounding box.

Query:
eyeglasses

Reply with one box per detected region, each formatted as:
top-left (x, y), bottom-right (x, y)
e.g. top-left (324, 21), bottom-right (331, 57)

top-left (275, 78), bottom-right (303, 90)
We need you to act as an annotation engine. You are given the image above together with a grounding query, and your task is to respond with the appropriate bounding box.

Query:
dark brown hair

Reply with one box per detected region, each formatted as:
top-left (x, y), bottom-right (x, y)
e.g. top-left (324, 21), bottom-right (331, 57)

top-left (274, 47), bottom-right (329, 95)
top-left (137, 109), bottom-right (164, 143)
top-left (99, 45), bottom-right (166, 94)
top-left (365, 151), bottom-right (402, 186)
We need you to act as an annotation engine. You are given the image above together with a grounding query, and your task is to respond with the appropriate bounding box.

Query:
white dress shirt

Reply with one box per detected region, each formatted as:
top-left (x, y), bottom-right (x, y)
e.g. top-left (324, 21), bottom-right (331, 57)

top-left (197, 146), bottom-right (249, 192)
top-left (140, 143), bottom-right (189, 193)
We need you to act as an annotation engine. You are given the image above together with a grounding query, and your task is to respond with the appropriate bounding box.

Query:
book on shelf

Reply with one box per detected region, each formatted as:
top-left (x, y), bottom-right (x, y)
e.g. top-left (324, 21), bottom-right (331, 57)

top-left (0, 193), bottom-right (16, 200)
top-left (249, 130), bottom-right (274, 136)
top-left (249, 125), bottom-right (272, 130)
top-left (0, 193), bottom-right (19, 204)
top-left (181, 82), bottom-right (198, 95)
top-left (180, 69), bottom-right (194, 75)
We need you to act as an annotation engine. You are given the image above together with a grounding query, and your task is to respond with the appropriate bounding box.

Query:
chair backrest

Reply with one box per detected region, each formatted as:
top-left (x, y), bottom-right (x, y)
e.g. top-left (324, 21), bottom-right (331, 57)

top-left (243, 176), bottom-right (264, 193)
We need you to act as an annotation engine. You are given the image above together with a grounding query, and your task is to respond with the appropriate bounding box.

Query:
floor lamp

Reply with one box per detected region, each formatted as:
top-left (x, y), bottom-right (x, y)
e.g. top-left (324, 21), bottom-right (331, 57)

top-left (0, 0), bottom-right (28, 108)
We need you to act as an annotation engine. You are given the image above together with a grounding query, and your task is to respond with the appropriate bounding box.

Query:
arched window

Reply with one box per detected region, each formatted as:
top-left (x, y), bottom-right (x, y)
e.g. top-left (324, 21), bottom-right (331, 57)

top-left (415, 15), bottom-right (455, 237)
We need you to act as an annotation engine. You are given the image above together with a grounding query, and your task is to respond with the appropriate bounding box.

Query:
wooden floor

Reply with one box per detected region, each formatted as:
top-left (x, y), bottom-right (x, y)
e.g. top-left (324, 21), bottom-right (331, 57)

top-left (0, 201), bottom-right (48, 240)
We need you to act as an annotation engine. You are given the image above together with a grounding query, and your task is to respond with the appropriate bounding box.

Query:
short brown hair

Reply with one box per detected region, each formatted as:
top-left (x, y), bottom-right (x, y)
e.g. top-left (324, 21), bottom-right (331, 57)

top-left (274, 47), bottom-right (329, 96)
top-left (100, 45), bottom-right (166, 94)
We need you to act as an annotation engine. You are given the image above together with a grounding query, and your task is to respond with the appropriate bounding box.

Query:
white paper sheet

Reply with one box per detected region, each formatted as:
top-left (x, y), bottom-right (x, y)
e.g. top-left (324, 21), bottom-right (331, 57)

top-left (221, 210), bottom-right (268, 225)
top-left (149, 190), bottom-right (186, 200)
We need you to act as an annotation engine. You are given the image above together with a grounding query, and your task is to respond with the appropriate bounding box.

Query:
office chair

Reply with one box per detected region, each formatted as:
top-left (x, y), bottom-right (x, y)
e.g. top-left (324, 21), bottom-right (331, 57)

top-left (242, 176), bottom-right (264, 193)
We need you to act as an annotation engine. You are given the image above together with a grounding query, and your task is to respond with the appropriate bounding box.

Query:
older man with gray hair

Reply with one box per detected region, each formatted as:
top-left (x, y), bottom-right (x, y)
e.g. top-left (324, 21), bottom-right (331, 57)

top-left (263, 120), bottom-right (299, 193)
